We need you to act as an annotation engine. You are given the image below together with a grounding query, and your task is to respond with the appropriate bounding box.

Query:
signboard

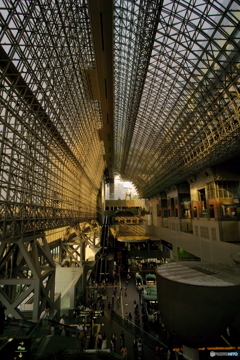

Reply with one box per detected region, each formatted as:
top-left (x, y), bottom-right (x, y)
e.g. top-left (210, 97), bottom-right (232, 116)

top-left (79, 311), bottom-right (104, 316)
top-left (13, 338), bottom-right (30, 359)
top-left (94, 311), bottom-right (104, 316)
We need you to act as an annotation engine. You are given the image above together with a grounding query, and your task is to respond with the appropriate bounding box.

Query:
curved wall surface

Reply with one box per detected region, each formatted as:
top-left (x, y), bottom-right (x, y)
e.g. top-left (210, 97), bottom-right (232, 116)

top-left (156, 262), bottom-right (240, 347)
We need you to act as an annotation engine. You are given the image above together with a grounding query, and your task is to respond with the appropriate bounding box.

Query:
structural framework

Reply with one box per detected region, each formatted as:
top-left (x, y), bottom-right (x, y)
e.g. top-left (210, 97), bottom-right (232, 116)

top-left (0, 0), bottom-right (240, 319)
top-left (114, 0), bottom-right (240, 198)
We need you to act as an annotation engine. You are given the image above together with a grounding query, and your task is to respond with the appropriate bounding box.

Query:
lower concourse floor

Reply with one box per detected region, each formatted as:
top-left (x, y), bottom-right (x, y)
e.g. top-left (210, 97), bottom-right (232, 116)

top-left (88, 264), bottom-right (167, 360)
top-left (79, 251), bottom-right (240, 360)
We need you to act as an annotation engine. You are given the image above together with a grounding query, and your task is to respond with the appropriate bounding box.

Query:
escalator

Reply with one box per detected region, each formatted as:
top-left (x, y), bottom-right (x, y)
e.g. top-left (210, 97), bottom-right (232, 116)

top-left (95, 217), bottom-right (110, 283)
top-left (0, 319), bottom-right (36, 359)
top-left (0, 317), bottom-right (86, 359)
top-left (111, 309), bottom-right (168, 358)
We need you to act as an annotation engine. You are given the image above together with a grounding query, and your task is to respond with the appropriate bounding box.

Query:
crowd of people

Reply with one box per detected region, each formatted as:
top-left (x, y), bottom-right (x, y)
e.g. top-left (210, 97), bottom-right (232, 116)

top-left (53, 262), bottom-right (166, 359)
top-left (95, 330), bottom-right (145, 360)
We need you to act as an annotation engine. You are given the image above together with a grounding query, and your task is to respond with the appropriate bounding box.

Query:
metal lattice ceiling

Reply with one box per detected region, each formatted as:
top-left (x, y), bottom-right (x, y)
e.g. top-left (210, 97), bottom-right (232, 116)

top-left (0, 0), bottom-right (105, 240)
top-left (0, 0), bottom-right (240, 240)
top-left (114, 0), bottom-right (240, 198)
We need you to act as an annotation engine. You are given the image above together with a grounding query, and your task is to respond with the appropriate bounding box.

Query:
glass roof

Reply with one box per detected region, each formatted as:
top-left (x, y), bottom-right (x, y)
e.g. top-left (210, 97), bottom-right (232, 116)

top-left (114, 0), bottom-right (240, 197)
top-left (0, 0), bottom-right (240, 239)
top-left (0, 0), bottom-right (105, 238)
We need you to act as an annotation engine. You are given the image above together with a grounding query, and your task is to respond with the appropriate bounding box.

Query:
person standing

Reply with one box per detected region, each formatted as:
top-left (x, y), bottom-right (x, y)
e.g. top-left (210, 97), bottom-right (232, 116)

top-left (137, 338), bottom-right (143, 359)
top-left (40, 307), bottom-right (50, 319)
top-left (101, 301), bottom-right (105, 311)
top-left (120, 330), bottom-right (125, 347)
top-left (121, 345), bottom-right (128, 359)
top-left (83, 325), bottom-right (88, 337)
top-left (59, 314), bottom-right (66, 336)
top-left (39, 307), bottom-right (50, 331)
top-left (76, 323), bottom-right (83, 331)
top-left (97, 332), bottom-right (102, 349)
top-left (155, 346), bottom-right (162, 360)
top-left (111, 332), bottom-right (117, 352)
top-left (133, 337), bottom-right (138, 359)
top-left (101, 332), bottom-right (107, 349)
top-left (76, 323), bottom-right (85, 345)
top-left (110, 338), bottom-right (115, 352)
top-left (76, 323), bottom-right (84, 337)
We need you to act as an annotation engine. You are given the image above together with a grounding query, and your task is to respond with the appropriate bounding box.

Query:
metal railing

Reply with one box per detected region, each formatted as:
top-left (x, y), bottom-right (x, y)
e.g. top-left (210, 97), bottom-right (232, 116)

top-left (111, 310), bottom-right (194, 360)
top-left (111, 309), bottom-right (167, 350)
top-left (0, 319), bottom-right (35, 348)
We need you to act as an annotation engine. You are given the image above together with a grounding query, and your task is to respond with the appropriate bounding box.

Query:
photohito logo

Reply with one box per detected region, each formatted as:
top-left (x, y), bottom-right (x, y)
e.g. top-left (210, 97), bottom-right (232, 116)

top-left (210, 351), bottom-right (238, 357)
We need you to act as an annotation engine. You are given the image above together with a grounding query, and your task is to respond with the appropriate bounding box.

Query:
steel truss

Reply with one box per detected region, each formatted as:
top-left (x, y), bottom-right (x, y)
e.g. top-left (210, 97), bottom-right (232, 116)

top-left (1, 0), bottom-right (240, 317)
top-left (0, 0), bottom-right (105, 241)
top-left (0, 221), bottom-right (100, 320)
top-left (0, 234), bottom-right (55, 321)
top-left (0, 0), bottom-right (105, 318)
top-left (61, 241), bottom-right (84, 267)
top-left (114, 0), bottom-right (240, 198)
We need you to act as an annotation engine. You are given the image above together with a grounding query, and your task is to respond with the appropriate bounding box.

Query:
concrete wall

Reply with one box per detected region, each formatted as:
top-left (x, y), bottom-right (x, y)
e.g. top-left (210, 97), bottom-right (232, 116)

top-left (221, 221), bottom-right (240, 242)
top-left (156, 266), bottom-right (240, 347)
top-left (55, 267), bottom-right (83, 309)
top-left (145, 164), bottom-right (240, 265)
top-left (145, 219), bottom-right (240, 265)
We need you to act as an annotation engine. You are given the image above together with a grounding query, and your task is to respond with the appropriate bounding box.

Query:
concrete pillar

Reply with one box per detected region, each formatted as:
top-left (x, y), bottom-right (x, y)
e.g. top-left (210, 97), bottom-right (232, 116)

top-left (109, 182), bottom-right (114, 198)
